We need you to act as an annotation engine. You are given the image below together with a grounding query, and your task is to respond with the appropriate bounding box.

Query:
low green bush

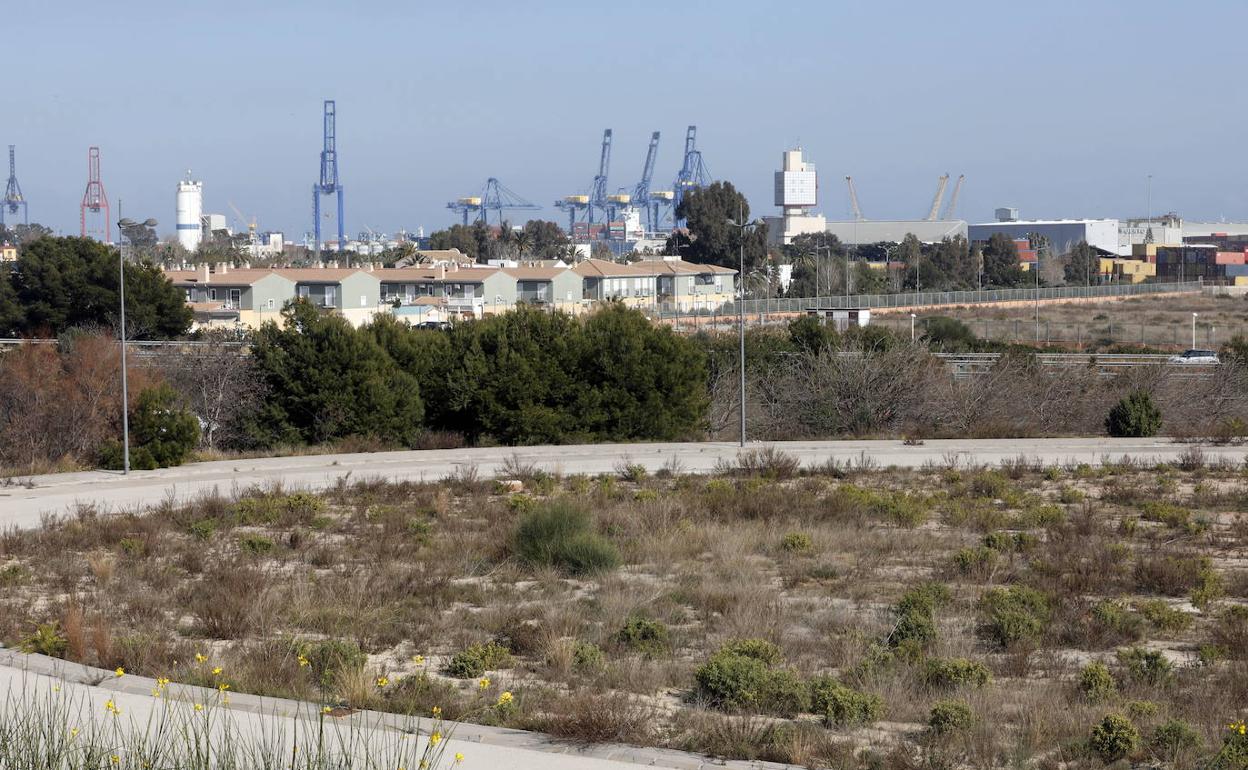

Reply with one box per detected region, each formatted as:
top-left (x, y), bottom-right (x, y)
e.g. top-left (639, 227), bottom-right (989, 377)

top-left (693, 644), bottom-right (809, 717)
top-left (571, 641), bottom-right (605, 670)
top-left (1116, 647), bottom-right (1173, 687)
top-left (716, 638), bottom-right (782, 665)
top-left (1150, 719), bottom-right (1201, 758)
top-left (889, 582), bottom-right (950, 655)
top-left (1078, 662), bottom-right (1117, 702)
top-left (239, 534), bottom-right (275, 555)
top-left (296, 638), bottom-right (366, 689)
top-left (1213, 605), bottom-right (1248, 655)
top-left (446, 641), bottom-right (513, 679)
top-left (781, 532), bottom-right (813, 553)
top-left (978, 586), bottom-right (1051, 648)
top-left (809, 676), bottom-right (884, 727)
top-left (1106, 390), bottom-right (1161, 438)
top-left (1134, 600), bottom-right (1192, 632)
top-left (21, 622), bottom-right (68, 658)
top-left (512, 501), bottom-right (620, 576)
top-left (928, 700), bottom-right (974, 735)
top-left (1090, 599), bottom-right (1144, 642)
top-left (952, 546), bottom-right (998, 577)
top-left (923, 658), bottom-right (991, 690)
top-left (615, 616), bottom-right (671, 657)
top-left (1089, 714), bottom-right (1140, 762)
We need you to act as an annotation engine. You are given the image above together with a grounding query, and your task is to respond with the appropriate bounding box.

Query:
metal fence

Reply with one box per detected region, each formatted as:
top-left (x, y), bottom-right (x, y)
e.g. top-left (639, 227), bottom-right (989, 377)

top-left (652, 280), bottom-right (1203, 321)
top-left (873, 317), bottom-right (1234, 351)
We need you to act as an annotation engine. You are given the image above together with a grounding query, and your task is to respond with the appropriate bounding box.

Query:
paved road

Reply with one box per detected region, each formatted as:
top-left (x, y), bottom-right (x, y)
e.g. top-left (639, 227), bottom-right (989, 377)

top-left (2, 438), bottom-right (1241, 530)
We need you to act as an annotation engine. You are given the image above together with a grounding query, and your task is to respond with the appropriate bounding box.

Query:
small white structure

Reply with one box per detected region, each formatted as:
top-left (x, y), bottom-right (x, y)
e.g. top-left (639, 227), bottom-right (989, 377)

top-left (175, 171), bottom-right (203, 251)
top-left (765, 148), bottom-right (826, 246)
top-left (807, 306), bottom-right (870, 331)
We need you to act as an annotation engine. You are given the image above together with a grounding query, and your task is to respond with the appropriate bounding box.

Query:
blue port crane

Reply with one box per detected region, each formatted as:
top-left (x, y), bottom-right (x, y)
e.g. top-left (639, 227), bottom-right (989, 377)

top-left (588, 129), bottom-right (612, 224)
top-left (2, 146), bottom-right (27, 227)
top-left (630, 131), bottom-right (661, 234)
top-left (447, 178), bottom-right (539, 227)
top-left (672, 125), bottom-right (711, 228)
top-left (312, 100), bottom-right (344, 255)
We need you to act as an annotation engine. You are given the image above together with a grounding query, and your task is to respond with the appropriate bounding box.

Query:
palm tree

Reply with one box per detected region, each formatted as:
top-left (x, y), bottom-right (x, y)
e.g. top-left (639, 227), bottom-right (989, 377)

top-left (513, 230), bottom-right (532, 261)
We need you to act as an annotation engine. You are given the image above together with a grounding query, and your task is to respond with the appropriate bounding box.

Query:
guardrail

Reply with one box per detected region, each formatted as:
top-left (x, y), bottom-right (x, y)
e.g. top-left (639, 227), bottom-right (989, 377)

top-left (933, 351), bottom-right (1211, 379)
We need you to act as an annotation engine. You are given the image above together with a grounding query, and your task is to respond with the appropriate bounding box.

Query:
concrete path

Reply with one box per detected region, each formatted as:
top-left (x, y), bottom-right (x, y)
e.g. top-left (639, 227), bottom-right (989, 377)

top-left (0, 648), bottom-right (790, 769)
top-left (1, 437), bottom-right (1240, 530)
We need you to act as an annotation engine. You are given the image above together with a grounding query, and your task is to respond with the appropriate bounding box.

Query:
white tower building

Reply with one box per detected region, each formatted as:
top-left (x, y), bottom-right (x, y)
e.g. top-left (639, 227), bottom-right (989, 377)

top-left (765, 149), bottom-right (826, 246)
top-left (175, 171), bottom-right (204, 252)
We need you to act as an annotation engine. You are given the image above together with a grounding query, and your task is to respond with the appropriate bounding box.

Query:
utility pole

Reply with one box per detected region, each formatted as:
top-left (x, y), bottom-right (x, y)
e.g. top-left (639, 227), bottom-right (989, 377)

top-left (728, 204), bottom-right (760, 448)
top-left (116, 199), bottom-right (130, 475)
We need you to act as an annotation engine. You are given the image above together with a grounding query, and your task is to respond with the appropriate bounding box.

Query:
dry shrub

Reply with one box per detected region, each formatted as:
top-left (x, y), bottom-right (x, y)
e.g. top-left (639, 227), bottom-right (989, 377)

top-left (182, 562), bottom-right (274, 638)
top-left (62, 603), bottom-right (86, 661)
top-left (532, 689), bottom-right (657, 745)
top-left (0, 336), bottom-right (158, 469)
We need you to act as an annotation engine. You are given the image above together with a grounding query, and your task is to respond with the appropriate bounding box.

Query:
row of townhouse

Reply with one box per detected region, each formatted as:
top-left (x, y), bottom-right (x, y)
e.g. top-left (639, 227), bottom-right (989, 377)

top-left (167, 257), bottom-right (736, 329)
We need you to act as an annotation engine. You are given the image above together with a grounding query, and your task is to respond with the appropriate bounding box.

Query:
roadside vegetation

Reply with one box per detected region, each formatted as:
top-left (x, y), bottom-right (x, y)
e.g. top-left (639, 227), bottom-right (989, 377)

top-left (1, 454), bottom-right (1246, 766)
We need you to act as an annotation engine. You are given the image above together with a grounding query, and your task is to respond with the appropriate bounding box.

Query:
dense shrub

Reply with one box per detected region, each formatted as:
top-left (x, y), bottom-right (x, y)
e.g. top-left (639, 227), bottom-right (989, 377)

top-left (297, 639), bottom-right (367, 690)
top-left (512, 501), bottom-right (619, 576)
top-left (1149, 719), bottom-right (1201, 758)
top-left (780, 532), bottom-right (812, 553)
top-left (693, 643), bottom-right (809, 717)
top-left (1106, 390), bottom-right (1162, 438)
top-left (1088, 714), bottom-right (1140, 762)
top-left (1116, 647), bottom-right (1174, 687)
top-left (446, 641), bottom-right (513, 679)
top-left (978, 586), bottom-right (1051, 648)
top-left (101, 384), bottom-right (200, 469)
top-left (923, 658), bottom-right (991, 690)
top-left (928, 700), bottom-right (975, 735)
top-left (889, 583), bottom-right (950, 655)
top-left (1134, 600), bottom-right (1192, 633)
top-left (1212, 604), bottom-right (1248, 656)
top-left (1078, 662), bottom-right (1117, 702)
top-left (614, 616), bottom-right (671, 657)
top-left (249, 300), bottom-right (425, 447)
top-left (808, 676), bottom-right (884, 727)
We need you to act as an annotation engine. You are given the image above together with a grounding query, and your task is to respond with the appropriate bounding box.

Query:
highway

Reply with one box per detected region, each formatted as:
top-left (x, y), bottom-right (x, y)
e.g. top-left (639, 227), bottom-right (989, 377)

top-left (2, 437), bottom-right (1242, 530)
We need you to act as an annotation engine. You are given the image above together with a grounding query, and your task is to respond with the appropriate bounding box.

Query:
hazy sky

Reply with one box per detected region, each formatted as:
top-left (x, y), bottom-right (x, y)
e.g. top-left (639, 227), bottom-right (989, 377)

top-left (7, 0), bottom-right (1248, 241)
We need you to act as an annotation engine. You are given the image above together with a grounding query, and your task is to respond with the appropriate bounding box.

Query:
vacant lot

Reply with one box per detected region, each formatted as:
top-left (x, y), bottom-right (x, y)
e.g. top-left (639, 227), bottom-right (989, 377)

top-left (876, 293), bottom-right (1248, 350)
top-left (1, 452), bottom-right (1246, 768)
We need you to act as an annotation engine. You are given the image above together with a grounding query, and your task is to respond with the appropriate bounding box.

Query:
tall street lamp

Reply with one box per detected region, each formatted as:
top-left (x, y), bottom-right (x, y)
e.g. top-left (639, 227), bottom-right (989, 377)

top-left (727, 206), bottom-right (763, 448)
top-left (115, 201), bottom-right (131, 475)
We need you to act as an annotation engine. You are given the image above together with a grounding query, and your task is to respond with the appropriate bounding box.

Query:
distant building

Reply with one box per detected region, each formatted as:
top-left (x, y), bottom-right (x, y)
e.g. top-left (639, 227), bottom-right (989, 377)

top-left (1119, 213), bottom-right (1183, 252)
top-left (764, 148), bottom-right (826, 246)
top-left (969, 213), bottom-right (1119, 256)
top-left (823, 219), bottom-right (967, 245)
top-left (0, 243), bottom-right (16, 263)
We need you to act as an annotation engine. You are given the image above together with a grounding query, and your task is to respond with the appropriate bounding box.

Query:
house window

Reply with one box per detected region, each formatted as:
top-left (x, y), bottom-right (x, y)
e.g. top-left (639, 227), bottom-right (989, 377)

top-left (360, 295), bottom-right (367, 307)
top-left (228, 289), bottom-right (241, 307)
top-left (324, 286), bottom-right (337, 306)
top-left (297, 285), bottom-right (310, 298)
top-left (209, 288), bottom-right (217, 301)
top-left (267, 298), bottom-right (275, 309)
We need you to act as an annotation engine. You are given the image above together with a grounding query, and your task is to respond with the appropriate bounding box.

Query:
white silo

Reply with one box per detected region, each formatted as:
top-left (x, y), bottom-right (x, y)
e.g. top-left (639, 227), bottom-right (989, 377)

top-left (175, 171), bottom-right (204, 251)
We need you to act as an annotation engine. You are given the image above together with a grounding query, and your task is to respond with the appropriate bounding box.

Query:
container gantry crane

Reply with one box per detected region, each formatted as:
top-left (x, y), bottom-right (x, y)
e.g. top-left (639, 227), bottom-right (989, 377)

top-left (312, 100), bottom-right (344, 255)
top-left (2, 146), bottom-right (27, 226)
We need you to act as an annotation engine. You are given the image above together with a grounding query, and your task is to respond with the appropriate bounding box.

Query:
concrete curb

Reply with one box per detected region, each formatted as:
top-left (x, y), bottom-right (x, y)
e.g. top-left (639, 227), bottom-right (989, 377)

top-left (0, 647), bottom-right (795, 770)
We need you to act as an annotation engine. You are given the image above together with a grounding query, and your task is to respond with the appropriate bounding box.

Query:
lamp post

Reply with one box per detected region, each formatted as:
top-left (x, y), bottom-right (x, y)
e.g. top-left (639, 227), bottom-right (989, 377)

top-left (728, 206), bottom-right (762, 448)
top-left (910, 312), bottom-right (917, 343)
top-left (1192, 312), bottom-right (1198, 349)
top-left (115, 201), bottom-right (130, 475)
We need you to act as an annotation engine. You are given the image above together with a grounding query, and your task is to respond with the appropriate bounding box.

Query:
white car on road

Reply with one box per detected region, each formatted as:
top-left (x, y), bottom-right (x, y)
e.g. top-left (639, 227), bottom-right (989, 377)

top-left (1168, 349), bottom-right (1220, 365)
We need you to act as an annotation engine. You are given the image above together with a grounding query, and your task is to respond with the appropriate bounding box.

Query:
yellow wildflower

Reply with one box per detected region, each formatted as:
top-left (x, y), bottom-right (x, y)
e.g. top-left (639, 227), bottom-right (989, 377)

top-left (411, 655), bottom-right (425, 665)
top-left (195, 653), bottom-right (208, 664)
top-left (429, 732), bottom-right (441, 745)
top-left (104, 699), bottom-right (121, 716)
top-left (114, 667), bottom-right (125, 678)
top-left (431, 705), bottom-right (442, 717)
top-left (375, 676), bottom-right (389, 688)
top-left (478, 677), bottom-right (490, 690)
top-left (454, 752), bottom-right (465, 763)
top-left (69, 728), bottom-right (79, 739)
top-left (211, 667), bottom-right (223, 676)
top-left (110, 756), bottom-right (120, 765)
top-left (297, 655), bottom-right (310, 667)
top-left (218, 683), bottom-right (230, 692)
top-left (194, 704), bottom-right (204, 712)
top-left (322, 705), bottom-right (332, 714)
top-left (497, 691), bottom-right (513, 706)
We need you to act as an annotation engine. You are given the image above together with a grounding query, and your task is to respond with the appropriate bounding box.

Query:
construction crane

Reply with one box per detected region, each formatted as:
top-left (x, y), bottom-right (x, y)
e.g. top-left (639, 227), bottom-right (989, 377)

top-left (588, 129), bottom-right (612, 224)
top-left (845, 176), bottom-right (865, 221)
top-left (941, 174), bottom-right (965, 221)
top-left (80, 146), bottom-right (110, 242)
top-left (448, 178), bottom-right (539, 227)
top-left (553, 195), bottom-right (589, 238)
top-left (631, 131), bottom-right (661, 233)
top-left (2, 146), bottom-right (27, 226)
top-left (228, 201), bottom-right (259, 260)
top-left (312, 99), bottom-right (344, 255)
top-left (672, 125), bottom-right (711, 228)
top-left (925, 174), bottom-right (950, 221)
